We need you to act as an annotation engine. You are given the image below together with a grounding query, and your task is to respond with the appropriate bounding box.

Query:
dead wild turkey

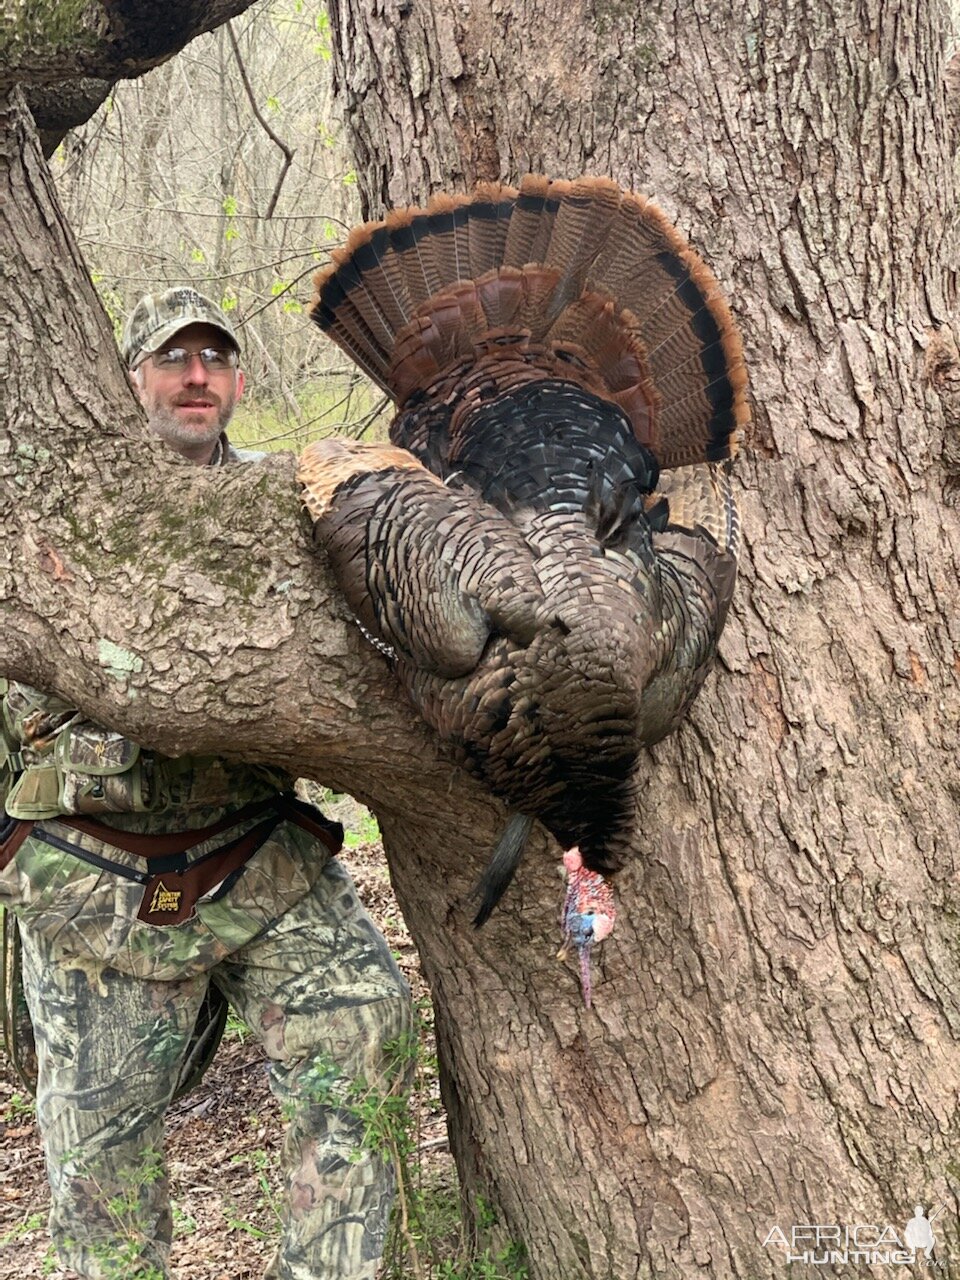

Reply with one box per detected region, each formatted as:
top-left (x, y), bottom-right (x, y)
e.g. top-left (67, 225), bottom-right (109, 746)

top-left (298, 176), bottom-right (749, 1004)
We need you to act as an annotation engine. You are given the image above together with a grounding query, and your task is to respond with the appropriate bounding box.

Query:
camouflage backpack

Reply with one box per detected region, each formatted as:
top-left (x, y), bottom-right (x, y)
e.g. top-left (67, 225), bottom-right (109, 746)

top-left (0, 677), bottom-right (228, 1100)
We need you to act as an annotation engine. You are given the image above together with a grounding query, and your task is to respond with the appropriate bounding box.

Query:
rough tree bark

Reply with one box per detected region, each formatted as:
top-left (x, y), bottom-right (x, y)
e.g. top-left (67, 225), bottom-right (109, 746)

top-left (325, 0), bottom-right (960, 1276)
top-left (0, 0), bottom-right (260, 154)
top-left (3, 2), bottom-right (960, 1279)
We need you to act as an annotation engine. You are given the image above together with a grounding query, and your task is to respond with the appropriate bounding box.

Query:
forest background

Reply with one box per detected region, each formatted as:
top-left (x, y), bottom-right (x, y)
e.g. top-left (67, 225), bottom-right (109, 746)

top-left (52, 0), bottom-right (381, 452)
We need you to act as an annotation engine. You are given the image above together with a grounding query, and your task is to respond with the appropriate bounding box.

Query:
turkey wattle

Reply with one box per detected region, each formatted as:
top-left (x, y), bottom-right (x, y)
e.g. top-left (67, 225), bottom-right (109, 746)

top-left (298, 176), bottom-right (749, 1003)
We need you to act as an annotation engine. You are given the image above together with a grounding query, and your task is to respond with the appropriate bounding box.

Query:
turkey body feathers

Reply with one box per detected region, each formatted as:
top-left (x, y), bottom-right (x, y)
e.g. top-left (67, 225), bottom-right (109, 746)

top-left (301, 424), bottom-right (658, 875)
top-left (299, 175), bottom-right (748, 923)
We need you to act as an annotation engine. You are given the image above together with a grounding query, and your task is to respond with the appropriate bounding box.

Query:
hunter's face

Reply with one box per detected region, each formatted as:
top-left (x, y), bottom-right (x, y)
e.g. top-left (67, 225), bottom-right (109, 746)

top-left (133, 322), bottom-right (244, 464)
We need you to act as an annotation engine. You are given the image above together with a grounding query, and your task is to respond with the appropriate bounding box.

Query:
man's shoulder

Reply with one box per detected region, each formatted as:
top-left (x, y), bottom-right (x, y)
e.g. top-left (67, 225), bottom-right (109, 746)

top-left (228, 442), bottom-right (269, 464)
top-left (212, 432), bottom-right (269, 466)
top-left (221, 436), bottom-right (268, 466)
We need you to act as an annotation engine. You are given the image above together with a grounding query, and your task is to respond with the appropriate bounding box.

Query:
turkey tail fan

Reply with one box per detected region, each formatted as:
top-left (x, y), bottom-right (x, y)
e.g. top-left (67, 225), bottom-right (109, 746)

top-left (539, 175), bottom-right (622, 321)
top-left (310, 175), bottom-right (750, 470)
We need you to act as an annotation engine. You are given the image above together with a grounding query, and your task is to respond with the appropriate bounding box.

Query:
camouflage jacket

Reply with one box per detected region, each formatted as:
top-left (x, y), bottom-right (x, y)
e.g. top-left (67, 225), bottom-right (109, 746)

top-left (0, 438), bottom-right (336, 979)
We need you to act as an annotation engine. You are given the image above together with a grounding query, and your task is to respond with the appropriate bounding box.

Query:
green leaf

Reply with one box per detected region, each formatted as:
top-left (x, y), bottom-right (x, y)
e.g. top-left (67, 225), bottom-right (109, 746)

top-left (314, 10), bottom-right (331, 60)
top-left (222, 194), bottom-right (239, 217)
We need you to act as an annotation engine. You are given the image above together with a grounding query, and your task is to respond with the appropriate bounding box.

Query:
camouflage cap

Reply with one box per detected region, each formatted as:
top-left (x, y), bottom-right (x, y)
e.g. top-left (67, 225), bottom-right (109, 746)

top-left (121, 287), bottom-right (241, 367)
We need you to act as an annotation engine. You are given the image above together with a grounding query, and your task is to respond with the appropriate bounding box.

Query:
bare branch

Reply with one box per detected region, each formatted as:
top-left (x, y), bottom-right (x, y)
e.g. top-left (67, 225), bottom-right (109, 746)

top-left (226, 20), bottom-right (295, 220)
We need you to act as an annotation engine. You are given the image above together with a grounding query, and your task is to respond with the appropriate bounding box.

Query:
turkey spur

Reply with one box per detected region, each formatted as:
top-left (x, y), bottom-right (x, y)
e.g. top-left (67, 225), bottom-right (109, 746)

top-left (299, 176), bottom-right (749, 993)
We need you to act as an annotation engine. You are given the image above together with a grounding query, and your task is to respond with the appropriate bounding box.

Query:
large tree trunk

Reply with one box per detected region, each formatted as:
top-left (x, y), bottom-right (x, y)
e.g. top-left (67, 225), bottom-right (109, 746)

top-left (326, 1), bottom-right (960, 1276)
top-left (4, 2), bottom-right (960, 1278)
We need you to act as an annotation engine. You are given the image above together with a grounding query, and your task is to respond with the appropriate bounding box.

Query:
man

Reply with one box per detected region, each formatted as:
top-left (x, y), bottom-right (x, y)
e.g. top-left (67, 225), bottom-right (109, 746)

top-left (125, 286), bottom-right (248, 465)
top-left (0, 288), bottom-right (412, 1279)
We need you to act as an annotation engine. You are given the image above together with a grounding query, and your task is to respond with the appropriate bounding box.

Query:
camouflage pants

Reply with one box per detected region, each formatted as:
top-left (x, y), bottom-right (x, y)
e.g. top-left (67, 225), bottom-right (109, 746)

top-left (18, 858), bottom-right (413, 1280)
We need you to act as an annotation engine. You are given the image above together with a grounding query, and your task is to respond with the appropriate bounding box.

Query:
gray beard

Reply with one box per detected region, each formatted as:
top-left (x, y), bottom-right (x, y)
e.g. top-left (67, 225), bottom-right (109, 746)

top-left (147, 402), bottom-right (233, 453)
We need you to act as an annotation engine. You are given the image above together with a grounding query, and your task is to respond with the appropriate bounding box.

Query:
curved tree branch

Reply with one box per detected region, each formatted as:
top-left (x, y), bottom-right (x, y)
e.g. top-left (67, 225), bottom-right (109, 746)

top-left (1, 0), bottom-right (265, 152)
top-left (25, 77), bottom-right (113, 156)
top-left (226, 19), bottom-right (295, 219)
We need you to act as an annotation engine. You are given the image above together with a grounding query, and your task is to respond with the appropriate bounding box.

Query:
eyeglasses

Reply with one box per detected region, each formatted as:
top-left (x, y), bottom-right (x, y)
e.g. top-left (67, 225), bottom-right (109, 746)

top-left (148, 347), bottom-right (239, 372)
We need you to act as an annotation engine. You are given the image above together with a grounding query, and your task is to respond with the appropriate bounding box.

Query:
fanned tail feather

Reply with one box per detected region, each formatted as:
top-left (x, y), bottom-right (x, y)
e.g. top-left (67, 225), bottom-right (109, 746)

top-left (310, 175), bottom-right (750, 470)
top-left (541, 176), bottom-right (622, 321)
